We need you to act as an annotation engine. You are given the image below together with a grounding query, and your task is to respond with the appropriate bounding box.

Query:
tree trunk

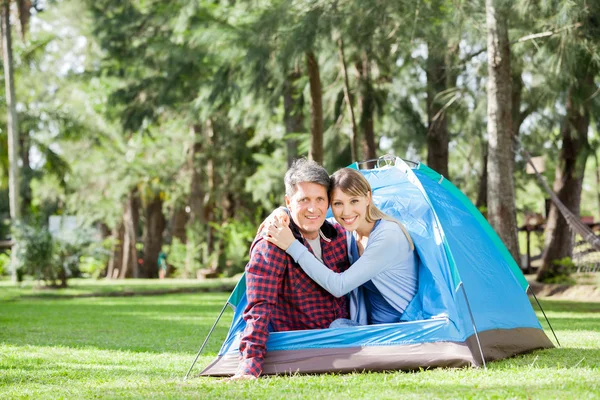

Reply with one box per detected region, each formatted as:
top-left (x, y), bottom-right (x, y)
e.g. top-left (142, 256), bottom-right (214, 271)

top-left (19, 134), bottom-right (32, 213)
top-left (338, 38), bottom-right (359, 162)
top-left (485, 0), bottom-right (521, 266)
top-left (426, 38), bottom-right (451, 178)
top-left (141, 194), bottom-right (166, 278)
top-left (106, 223), bottom-right (124, 279)
top-left (537, 85), bottom-right (591, 282)
top-left (511, 69), bottom-right (524, 138)
top-left (283, 70), bottom-right (304, 167)
top-left (357, 51), bottom-right (377, 165)
top-left (170, 205), bottom-right (188, 244)
top-left (204, 119), bottom-right (217, 270)
top-left (2, 0), bottom-right (21, 283)
top-left (188, 125), bottom-right (205, 226)
top-left (595, 150), bottom-right (600, 216)
top-left (120, 189), bottom-right (140, 279)
top-left (305, 51), bottom-right (324, 164)
top-left (476, 144), bottom-right (488, 211)
top-left (185, 124), bottom-right (207, 278)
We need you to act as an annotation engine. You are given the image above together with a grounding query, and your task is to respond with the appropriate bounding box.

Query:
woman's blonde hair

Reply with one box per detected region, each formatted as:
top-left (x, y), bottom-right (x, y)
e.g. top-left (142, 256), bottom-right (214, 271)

top-left (330, 168), bottom-right (414, 250)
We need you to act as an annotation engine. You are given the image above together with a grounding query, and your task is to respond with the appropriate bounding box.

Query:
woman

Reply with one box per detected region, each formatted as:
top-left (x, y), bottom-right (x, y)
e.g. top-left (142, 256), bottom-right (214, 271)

top-left (264, 168), bottom-right (418, 326)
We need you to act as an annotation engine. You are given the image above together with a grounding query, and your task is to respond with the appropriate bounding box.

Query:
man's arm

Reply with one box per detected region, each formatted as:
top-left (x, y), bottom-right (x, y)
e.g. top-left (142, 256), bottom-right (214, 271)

top-left (236, 239), bottom-right (286, 378)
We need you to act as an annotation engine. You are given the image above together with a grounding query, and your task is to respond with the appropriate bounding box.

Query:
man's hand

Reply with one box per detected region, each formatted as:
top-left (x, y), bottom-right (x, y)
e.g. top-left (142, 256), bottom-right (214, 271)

top-left (226, 373), bottom-right (258, 382)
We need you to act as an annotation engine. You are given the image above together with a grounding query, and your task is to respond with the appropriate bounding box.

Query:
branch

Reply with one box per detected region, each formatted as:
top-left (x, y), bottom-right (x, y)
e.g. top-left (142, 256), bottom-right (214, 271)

top-left (459, 23), bottom-right (583, 65)
top-left (516, 23), bottom-right (582, 44)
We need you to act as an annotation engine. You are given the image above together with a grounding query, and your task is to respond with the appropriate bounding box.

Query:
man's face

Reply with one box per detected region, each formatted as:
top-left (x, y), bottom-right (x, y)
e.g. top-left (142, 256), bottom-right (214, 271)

top-left (285, 182), bottom-right (329, 240)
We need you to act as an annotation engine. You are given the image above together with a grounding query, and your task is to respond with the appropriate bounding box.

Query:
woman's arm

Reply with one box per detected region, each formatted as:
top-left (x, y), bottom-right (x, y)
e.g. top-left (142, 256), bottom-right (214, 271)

top-left (284, 223), bottom-right (412, 297)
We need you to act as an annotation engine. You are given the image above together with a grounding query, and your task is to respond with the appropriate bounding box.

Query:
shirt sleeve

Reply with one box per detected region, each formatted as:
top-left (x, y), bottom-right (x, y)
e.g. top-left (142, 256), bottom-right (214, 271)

top-left (286, 223), bottom-right (411, 297)
top-left (237, 239), bottom-right (285, 377)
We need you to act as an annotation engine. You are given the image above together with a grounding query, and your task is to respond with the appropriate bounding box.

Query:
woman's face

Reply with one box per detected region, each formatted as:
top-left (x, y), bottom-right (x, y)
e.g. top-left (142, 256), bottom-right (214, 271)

top-left (330, 187), bottom-right (371, 232)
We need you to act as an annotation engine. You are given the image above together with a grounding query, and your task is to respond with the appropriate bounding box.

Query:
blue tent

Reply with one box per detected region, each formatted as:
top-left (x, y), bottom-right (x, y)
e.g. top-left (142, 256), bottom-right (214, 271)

top-left (199, 159), bottom-right (553, 376)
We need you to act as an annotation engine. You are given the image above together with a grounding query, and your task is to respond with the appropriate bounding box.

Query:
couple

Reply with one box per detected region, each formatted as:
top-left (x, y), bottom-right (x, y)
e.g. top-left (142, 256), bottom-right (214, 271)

top-left (233, 159), bottom-right (418, 379)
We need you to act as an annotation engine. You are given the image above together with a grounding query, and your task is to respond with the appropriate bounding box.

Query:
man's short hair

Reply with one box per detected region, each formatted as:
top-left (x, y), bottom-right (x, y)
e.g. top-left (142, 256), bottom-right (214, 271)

top-left (284, 158), bottom-right (330, 197)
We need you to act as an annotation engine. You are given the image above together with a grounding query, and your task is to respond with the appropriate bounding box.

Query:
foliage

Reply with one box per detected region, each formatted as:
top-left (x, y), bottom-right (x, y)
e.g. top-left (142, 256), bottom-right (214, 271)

top-left (78, 256), bottom-right (105, 279)
top-left (539, 257), bottom-right (578, 285)
top-left (212, 216), bottom-right (259, 276)
top-left (1, 0), bottom-right (599, 281)
top-left (0, 252), bottom-right (7, 275)
top-left (11, 221), bottom-right (55, 284)
top-left (10, 219), bottom-right (109, 286)
top-left (54, 226), bottom-right (112, 280)
top-left (163, 238), bottom-right (187, 277)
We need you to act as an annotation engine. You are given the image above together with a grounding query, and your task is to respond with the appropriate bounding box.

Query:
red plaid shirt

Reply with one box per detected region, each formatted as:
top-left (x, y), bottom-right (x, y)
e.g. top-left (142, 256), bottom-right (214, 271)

top-left (238, 220), bottom-right (350, 377)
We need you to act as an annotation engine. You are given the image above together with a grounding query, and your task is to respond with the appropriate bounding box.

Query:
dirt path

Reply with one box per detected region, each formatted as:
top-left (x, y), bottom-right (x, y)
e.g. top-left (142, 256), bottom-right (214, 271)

top-left (528, 280), bottom-right (600, 302)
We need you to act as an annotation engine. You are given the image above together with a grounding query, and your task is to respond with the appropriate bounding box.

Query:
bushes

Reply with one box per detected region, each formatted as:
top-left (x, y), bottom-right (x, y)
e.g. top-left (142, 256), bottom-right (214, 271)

top-left (0, 252), bottom-right (8, 276)
top-left (11, 222), bottom-right (56, 285)
top-left (11, 221), bottom-right (109, 287)
top-left (539, 257), bottom-right (577, 285)
top-left (165, 216), bottom-right (257, 278)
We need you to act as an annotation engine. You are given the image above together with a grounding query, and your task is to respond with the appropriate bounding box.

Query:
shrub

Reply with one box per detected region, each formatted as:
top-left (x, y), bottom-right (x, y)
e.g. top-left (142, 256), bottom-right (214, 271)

top-left (79, 256), bottom-right (106, 279)
top-left (541, 257), bottom-right (577, 285)
top-left (12, 222), bottom-right (56, 286)
top-left (12, 221), bottom-right (111, 286)
top-left (53, 226), bottom-right (112, 282)
top-left (212, 217), bottom-right (257, 276)
top-left (0, 252), bottom-right (7, 276)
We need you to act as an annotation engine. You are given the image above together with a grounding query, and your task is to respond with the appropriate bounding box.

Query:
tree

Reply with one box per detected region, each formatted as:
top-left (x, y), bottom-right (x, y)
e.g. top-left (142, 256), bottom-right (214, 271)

top-left (485, 0), bottom-right (521, 265)
top-left (512, 1), bottom-right (600, 281)
top-left (1, 0), bottom-right (31, 282)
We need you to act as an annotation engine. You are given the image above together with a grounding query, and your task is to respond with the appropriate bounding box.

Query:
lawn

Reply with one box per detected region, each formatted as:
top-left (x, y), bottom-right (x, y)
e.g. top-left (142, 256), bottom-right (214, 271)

top-left (0, 279), bottom-right (599, 399)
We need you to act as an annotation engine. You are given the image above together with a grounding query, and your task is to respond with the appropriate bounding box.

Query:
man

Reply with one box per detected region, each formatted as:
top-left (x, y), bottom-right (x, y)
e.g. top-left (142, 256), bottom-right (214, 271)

top-left (232, 159), bottom-right (350, 379)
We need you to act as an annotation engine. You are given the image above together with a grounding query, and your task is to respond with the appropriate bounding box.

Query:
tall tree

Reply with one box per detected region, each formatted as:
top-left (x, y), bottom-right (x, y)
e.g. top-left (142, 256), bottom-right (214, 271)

top-left (306, 50), bottom-right (324, 163)
top-left (283, 68), bottom-right (304, 167)
top-left (1, 0), bottom-right (30, 282)
top-left (141, 193), bottom-right (166, 278)
top-left (485, 0), bottom-right (521, 264)
top-left (423, 0), bottom-right (461, 178)
top-left (513, 0), bottom-right (600, 281)
top-left (357, 50), bottom-right (377, 163)
top-left (538, 79), bottom-right (593, 281)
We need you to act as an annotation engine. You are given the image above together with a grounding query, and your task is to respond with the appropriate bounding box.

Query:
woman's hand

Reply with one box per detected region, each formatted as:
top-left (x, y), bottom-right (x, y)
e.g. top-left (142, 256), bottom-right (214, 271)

top-left (264, 219), bottom-right (296, 251)
top-left (256, 208), bottom-right (290, 235)
top-left (356, 234), bottom-right (366, 256)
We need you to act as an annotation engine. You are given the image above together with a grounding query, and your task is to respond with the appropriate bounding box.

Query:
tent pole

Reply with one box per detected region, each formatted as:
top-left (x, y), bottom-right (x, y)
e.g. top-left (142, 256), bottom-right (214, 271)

top-left (459, 283), bottom-right (487, 370)
top-left (527, 286), bottom-right (561, 347)
top-left (184, 302), bottom-right (229, 380)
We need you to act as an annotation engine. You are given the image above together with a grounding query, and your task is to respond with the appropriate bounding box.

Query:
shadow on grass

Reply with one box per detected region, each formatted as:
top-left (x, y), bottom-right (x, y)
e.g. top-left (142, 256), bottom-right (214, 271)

top-left (6, 284), bottom-right (237, 301)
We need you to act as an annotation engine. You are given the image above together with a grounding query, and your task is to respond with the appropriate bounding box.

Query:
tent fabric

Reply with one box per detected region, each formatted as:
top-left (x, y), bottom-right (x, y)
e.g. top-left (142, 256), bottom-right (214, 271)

top-left (200, 159), bottom-right (553, 376)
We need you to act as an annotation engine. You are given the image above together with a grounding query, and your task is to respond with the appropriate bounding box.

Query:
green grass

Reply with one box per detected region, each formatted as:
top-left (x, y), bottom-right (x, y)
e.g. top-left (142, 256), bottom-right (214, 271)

top-left (0, 280), bottom-right (599, 399)
top-left (0, 277), bottom-right (239, 302)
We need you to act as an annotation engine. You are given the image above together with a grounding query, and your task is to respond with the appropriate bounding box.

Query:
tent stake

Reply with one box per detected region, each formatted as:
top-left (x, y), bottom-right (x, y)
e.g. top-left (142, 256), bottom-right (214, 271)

top-left (459, 283), bottom-right (487, 370)
top-left (527, 286), bottom-right (561, 347)
top-left (184, 302), bottom-right (229, 380)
